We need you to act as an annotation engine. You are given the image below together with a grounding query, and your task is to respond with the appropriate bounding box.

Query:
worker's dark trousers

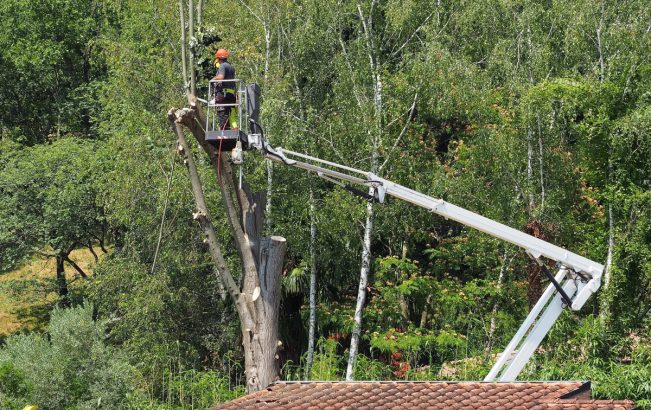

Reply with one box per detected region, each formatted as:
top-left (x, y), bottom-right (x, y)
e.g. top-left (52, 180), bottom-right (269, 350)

top-left (218, 93), bottom-right (236, 130)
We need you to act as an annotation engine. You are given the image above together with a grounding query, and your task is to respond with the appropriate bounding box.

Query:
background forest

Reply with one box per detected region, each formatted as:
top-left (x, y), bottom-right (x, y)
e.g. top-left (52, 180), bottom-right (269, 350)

top-left (0, 0), bottom-right (649, 408)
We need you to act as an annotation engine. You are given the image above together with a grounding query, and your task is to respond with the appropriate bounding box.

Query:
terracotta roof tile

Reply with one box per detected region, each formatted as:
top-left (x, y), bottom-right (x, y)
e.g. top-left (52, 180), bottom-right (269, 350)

top-left (212, 381), bottom-right (635, 410)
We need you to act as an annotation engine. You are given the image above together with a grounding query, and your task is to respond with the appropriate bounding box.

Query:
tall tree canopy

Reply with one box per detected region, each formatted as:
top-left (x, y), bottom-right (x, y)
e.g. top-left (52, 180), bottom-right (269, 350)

top-left (0, 0), bottom-right (649, 408)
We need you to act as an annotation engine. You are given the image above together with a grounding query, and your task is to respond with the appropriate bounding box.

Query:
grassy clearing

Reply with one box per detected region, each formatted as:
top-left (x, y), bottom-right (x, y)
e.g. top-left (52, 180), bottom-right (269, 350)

top-left (0, 247), bottom-right (104, 337)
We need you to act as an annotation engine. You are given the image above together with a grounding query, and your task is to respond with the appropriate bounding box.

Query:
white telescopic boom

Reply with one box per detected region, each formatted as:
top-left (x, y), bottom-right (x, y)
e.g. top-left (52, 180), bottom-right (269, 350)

top-left (258, 142), bottom-right (603, 381)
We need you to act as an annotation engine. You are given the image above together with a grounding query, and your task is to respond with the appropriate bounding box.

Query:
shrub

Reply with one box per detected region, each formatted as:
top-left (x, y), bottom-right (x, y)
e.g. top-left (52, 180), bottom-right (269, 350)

top-left (0, 303), bottom-right (136, 409)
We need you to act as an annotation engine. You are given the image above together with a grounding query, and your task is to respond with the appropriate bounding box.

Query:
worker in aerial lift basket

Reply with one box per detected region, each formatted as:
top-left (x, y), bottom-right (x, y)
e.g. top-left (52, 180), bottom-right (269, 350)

top-left (211, 48), bottom-right (238, 130)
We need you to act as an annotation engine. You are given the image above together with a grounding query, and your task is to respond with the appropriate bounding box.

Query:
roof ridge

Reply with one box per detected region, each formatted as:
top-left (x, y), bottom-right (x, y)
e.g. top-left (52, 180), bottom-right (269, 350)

top-left (273, 380), bottom-right (588, 384)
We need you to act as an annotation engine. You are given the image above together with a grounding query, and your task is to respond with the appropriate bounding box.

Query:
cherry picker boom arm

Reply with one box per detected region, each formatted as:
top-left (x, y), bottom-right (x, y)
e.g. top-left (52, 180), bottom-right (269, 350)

top-left (247, 136), bottom-right (603, 381)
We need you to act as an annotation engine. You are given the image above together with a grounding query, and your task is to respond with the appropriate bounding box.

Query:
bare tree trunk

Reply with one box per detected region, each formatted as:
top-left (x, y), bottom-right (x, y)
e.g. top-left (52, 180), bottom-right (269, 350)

top-left (196, 0), bottom-right (204, 26)
top-left (397, 242), bottom-right (410, 326)
top-left (346, 3), bottom-right (382, 381)
top-left (537, 114), bottom-right (547, 211)
top-left (595, 5), bottom-right (613, 323)
top-left (419, 295), bottom-right (431, 328)
top-left (596, 24), bottom-right (605, 83)
top-left (151, 156), bottom-right (175, 275)
top-left (346, 196), bottom-right (374, 381)
top-left (249, 235), bottom-right (286, 388)
top-left (64, 254), bottom-right (88, 278)
top-left (237, 1), bottom-right (274, 231)
top-left (601, 160), bottom-right (615, 322)
top-left (526, 126), bottom-right (535, 214)
top-left (485, 250), bottom-right (513, 359)
top-left (188, 0), bottom-right (196, 97)
top-left (169, 104), bottom-right (287, 392)
top-left (266, 160), bottom-right (273, 231)
top-left (56, 255), bottom-right (70, 307)
top-left (602, 207), bottom-right (614, 291)
top-left (179, 0), bottom-right (189, 98)
top-left (305, 188), bottom-right (318, 379)
top-left (87, 241), bottom-right (98, 263)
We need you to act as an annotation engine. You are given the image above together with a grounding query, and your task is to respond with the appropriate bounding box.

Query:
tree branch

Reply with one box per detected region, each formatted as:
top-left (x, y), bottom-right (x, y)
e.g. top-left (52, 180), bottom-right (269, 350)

top-left (238, 0), bottom-right (264, 24)
top-left (390, 12), bottom-right (434, 57)
top-left (87, 241), bottom-right (98, 263)
top-left (179, 0), bottom-right (190, 99)
top-left (379, 93), bottom-right (418, 172)
top-left (168, 111), bottom-right (253, 326)
top-left (64, 255), bottom-right (88, 278)
top-left (151, 151), bottom-right (176, 275)
top-left (173, 104), bottom-right (258, 281)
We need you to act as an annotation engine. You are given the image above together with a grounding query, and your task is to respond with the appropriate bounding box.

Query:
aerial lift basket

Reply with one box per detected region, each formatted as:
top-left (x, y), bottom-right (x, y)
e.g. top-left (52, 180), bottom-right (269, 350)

top-left (205, 78), bottom-right (247, 150)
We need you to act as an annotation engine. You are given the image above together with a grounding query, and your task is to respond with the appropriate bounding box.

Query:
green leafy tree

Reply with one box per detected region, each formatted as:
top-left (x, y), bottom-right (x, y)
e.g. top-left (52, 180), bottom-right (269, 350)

top-left (0, 0), bottom-right (116, 144)
top-left (0, 137), bottom-right (106, 304)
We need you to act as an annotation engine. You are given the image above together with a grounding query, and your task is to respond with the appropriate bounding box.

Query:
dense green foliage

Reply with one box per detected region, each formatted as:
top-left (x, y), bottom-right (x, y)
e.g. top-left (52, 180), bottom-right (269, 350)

top-left (0, 138), bottom-right (105, 271)
top-left (0, 304), bottom-right (134, 409)
top-left (0, 0), bottom-right (649, 408)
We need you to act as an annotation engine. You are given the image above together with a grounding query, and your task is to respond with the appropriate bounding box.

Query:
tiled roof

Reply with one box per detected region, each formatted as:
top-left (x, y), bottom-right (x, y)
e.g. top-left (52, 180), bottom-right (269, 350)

top-left (212, 381), bottom-right (635, 409)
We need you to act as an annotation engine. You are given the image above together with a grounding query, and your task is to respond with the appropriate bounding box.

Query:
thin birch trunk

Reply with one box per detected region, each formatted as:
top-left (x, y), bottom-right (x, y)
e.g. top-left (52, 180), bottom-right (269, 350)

top-left (596, 8), bottom-right (605, 84)
top-left (604, 205), bottom-right (614, 288)
top-left (197, 0), bottom-right (204, 26)
top-left (346, 196), bottom-right (375, 381)
top-left (526, 126), bottom-right (535, 214)
top-left (398, 242), bottom-right (410, 325)
top-left (188, 0), bottom-right (196, 97)
top-left (601, 168), bottom-right (615, 321)
top-left (263, 21), bottom-right (273, 232)
top-left (305, 188), bottom-right (318, 379)
top-left (346, 3), bottom-right (381, 380)
top-left (485, 250), bottom-right (514, 359)
top-left (179, 0), bottom-right (189, 98)
top-left (596, 7), bottom-right (613, 322)
top-left (151, 156), bottom-right (175, 275)
top-left (537, 114), bottom-right (547, 210)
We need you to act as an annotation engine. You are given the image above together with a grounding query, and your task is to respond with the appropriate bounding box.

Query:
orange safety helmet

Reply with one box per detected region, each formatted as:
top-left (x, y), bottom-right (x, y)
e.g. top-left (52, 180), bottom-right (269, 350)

top-left (215, 48), bottom-right (229, 60)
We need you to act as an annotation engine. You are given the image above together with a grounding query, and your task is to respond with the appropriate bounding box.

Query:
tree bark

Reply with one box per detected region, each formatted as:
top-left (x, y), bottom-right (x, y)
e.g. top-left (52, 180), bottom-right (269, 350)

top-left (64, 254), bottom-right (88, 278)
top-left (188, 0), bottom-right (196, 97)
top-left (485, 249), bottom-right (513, 359)
top-left (526, 126), bottom-right (535, 214)
top-left (56, 255), bottom-right (70, 307)
top-left (151, 155), bottom-right (175, 275)
top-left (397, 242), bottom-right (410, 326)
top-left (346, 4), bottom-right (382, 381)
top-left (525, 220), bottom-right (545, 307)
top-left (597, 7), bottom-right (613, 323)
top-left (345, 196), bottom-right (375, 381)
top-left (266, 159), bottom-right (273, 232)
top-left (179, 0), bottom-right (189, 98)
top-left (196, 0), bottom-right (204, 26)
top-left (305, 188), bottom-right (318, 379)
top-left (247, 235), bottom-right (286, 390)
top-left (87, 241), bottom-right (98, 263)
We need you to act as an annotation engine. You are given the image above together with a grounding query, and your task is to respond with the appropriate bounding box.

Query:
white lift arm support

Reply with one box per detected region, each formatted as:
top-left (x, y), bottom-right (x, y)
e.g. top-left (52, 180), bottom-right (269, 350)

top-left (255, 141), bottom-right (604, 382)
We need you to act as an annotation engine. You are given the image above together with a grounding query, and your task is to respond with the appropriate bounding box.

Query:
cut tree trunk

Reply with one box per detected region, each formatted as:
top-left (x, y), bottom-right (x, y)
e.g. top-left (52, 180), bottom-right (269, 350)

top-left (169, 103), bottom-right (287, 392)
